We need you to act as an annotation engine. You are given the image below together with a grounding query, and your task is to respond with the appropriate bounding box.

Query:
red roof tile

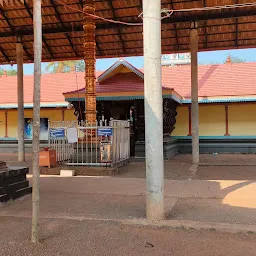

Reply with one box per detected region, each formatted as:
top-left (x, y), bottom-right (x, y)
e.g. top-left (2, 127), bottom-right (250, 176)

top-left (0, 62), bottom-right (256, 106)
top-left (0, 71), bottom-right (102, 104)
top-left (64, 72), bottom-right (147, 95)
top-left (161, 63), bottom-right (256, 98)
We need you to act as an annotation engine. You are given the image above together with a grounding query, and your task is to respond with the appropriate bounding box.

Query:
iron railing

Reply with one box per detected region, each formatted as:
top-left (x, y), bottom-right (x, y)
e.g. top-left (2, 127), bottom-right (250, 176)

top-left (48, 120), bottom-right (130, 167)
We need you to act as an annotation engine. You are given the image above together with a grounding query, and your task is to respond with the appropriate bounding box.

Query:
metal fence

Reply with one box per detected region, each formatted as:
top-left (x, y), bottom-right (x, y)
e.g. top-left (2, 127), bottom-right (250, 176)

top-left (48, 120), bottom-right (130, 167)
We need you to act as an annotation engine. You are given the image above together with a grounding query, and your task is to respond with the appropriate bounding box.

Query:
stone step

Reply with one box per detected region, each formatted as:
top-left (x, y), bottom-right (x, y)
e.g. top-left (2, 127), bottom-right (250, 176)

top-left (1, 174), bottom-right (26, 187)
top-left (8, 180), bottom-right (29, 192)
top-left (12, 187), bottom-right (32, 200)
top-left (0, 194), bottom-right (10, 203)
top-left (0, 186), bottom-right (5, 195)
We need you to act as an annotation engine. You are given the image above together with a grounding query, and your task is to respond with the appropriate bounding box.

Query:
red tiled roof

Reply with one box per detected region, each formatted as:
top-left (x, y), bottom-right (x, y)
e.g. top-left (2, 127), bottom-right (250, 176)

top-left (161, 63), bottom-right (256, 98)
top-left (0, 62), bottom-right (256, 106)
top-left (0, 71), bottom-right (102, 104)
top-left (64, 72), bottom-right (149, 95)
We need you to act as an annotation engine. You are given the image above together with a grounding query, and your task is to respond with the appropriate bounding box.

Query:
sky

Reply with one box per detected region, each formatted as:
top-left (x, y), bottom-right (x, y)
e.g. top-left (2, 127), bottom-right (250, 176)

top-left (1, 48), bottom-right (256, 75)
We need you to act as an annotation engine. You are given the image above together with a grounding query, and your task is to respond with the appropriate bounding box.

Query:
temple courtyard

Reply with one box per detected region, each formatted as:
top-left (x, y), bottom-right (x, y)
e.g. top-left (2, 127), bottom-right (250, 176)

top-left (1, 153), bottom-right (256, 255)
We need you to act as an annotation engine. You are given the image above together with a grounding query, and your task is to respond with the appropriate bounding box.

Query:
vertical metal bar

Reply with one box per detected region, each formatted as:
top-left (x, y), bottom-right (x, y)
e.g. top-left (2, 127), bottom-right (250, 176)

top-left (95, 123), bottom-right (98, 163)
top-left (90, 128), bottom-right (93, 163)
top-left (86, 126), bottom-right (88, 163)
top-left (76, 129), bottom-right (78, 165)
top-left (82, 128), bottom-right (84, 164)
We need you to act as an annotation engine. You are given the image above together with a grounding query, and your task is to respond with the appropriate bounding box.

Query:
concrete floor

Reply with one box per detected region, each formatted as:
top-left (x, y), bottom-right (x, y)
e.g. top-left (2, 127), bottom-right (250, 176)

top-left (0, 176), bottom-right (256, 256)
top-left (1, 177), bottom-right (255, 225)
top-left (3, 153), bottom-right (256, 180)
top-left (1, 150), bottom-right (256, 256)
top-left (1, 153), bottom-right (256, 255)
top-left (0, 217), bottom-right (256, 256)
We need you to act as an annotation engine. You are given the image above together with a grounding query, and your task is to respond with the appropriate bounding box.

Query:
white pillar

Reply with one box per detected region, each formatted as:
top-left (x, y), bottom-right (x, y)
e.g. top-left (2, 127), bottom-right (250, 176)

top-left (190, 22), bottom-right (199, 164)
top-left (143, 0), bottom-right (164, 221)
top-left (31, 0), bottom-right (42, 243)
top-left (16, 36), bottom-right (25, 162)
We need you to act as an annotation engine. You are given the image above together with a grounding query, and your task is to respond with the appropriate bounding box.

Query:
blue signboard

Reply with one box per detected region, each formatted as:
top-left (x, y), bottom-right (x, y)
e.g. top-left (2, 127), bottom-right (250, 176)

top-left (97, 127), bottom-right (113, 136)
top-left (50, 128), bottom-right (65, 139)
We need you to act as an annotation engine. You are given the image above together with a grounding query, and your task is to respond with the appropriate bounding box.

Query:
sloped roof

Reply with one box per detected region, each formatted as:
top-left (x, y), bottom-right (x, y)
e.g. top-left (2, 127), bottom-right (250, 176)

top-left (0, 61), bottom-right (256, 108)
top-left (98, 59), bottom-right (144, 82)
top-left (0, 71), bottom-right (102, 104)
top-left (65, 61), bottom-right (256, 99)
top-left (161, 62), bottom-right (256, 98)
top-left (64, 72), bottom-right (146, 95)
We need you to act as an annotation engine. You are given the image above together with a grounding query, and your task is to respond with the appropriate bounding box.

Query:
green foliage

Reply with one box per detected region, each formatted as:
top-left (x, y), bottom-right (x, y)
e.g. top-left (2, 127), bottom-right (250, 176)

top-left (229, 56), bottom-right (245, 63)
top-left (46, 60), bottom-right (85, 73)
top-left (75, 60), bottom-right (85, 72)
top-left (0, 68), bottom-right (17, 76)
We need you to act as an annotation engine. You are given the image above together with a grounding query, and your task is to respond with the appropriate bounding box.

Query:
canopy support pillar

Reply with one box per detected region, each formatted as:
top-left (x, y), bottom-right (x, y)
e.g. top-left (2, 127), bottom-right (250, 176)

top-left (143, 0), bottom-right (164, 221)
top-left (16, 36), bottom-right (25, 162)
top-left (190, 21), bottom-right (199, 164)
top-left (31, 0), bottom-right (42, 243)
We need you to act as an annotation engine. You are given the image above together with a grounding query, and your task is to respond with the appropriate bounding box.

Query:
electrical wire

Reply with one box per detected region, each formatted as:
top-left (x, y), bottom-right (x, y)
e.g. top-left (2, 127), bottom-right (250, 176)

top-left (54, 0), bottom-right (256, 26)
top-left (171, 2), bottom-right (256, 12)
top-left (55, 0), bottom-right (142, 26)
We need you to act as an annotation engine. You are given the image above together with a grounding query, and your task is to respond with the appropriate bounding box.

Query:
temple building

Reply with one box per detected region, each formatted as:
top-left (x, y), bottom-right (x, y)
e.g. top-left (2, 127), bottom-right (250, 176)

top-left (0, 59), bottom-right (256, 155)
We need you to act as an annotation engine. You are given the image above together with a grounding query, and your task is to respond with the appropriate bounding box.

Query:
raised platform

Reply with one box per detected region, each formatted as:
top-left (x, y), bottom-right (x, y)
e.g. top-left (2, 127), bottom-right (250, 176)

top-left (0, 140), bottom-right (48, 154)
top-left (0, 163), bottom-right (32, 204)
top-left (135, 137), bottom-right (179, 159)
top-left (177, 137), bottom-right (256, 154)
top-left (135, 137), bottom-right (256, 158)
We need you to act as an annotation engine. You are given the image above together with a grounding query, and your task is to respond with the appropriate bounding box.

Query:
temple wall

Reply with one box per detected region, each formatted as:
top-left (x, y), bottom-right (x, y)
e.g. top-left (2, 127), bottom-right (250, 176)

top-left (172, 105), bottom-right (188, 136)
top-left (1, 103), bottom-right (256, 140)
top-left (172, 103), bottom-right (256, 137)
top-left (0, 108), bottom-right (76, 139)
top-left (0, 111), bottom-right (5, 137)
top-left (229, 104), bottom-right (256, 136)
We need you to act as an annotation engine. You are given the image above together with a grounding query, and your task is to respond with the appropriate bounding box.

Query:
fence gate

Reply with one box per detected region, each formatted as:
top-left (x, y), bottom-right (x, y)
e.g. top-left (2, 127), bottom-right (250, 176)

top-left (48, 120), bottom-right (130, 167)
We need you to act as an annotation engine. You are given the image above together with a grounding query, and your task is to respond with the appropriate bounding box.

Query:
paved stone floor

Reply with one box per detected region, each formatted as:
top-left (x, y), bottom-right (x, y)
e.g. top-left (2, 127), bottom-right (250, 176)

top-left (0, 217), bottom-right (255, 256)
top-left (2, 177), bottom-right (255, 224)
top-left (2, 153), bottom-right (256, 180)
top-left (0, 174), bottom-right (255, 255)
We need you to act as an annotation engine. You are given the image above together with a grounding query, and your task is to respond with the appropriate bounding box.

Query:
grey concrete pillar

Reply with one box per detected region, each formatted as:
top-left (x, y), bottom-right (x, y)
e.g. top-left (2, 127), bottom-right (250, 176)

top-left (190, 22), bottom-right (199, 164)
top-left (16, 36), bottom-right (25, 162)
top-left (142, 0), bottom-right (164, 221)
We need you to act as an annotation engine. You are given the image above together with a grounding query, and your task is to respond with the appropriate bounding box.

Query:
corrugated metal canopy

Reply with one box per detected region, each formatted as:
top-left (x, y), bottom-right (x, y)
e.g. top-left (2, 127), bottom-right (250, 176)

top-left (0, 0), bottom-right (256, 63)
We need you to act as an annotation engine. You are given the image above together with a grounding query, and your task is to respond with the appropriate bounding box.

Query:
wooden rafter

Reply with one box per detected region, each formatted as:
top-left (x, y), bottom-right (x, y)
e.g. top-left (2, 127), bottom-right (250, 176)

top-left (0, 6), bottom-right (253, 38)
top-left (0, 44), bottom-right (10, 62)
top-left (170, 0), bottom-right (179, 50)
top-left (235, 0), bottom-right (239, 48)
top-left (202, 0), bottom-right (208, 48)
top-left (23, 0), bottom-right (54, 59)
top-left (49, 0), bottom-right (78, 57)
top-left (1, 19), bottom-right (254, 39)
top-left (0, 7), bottom-right (32, 60)
top-left (106, 0), bottom-right (125, 54)
top-left (0, 0), bottom-right (255, 63)
top-left (0, 0), bottom-right (24, 5)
